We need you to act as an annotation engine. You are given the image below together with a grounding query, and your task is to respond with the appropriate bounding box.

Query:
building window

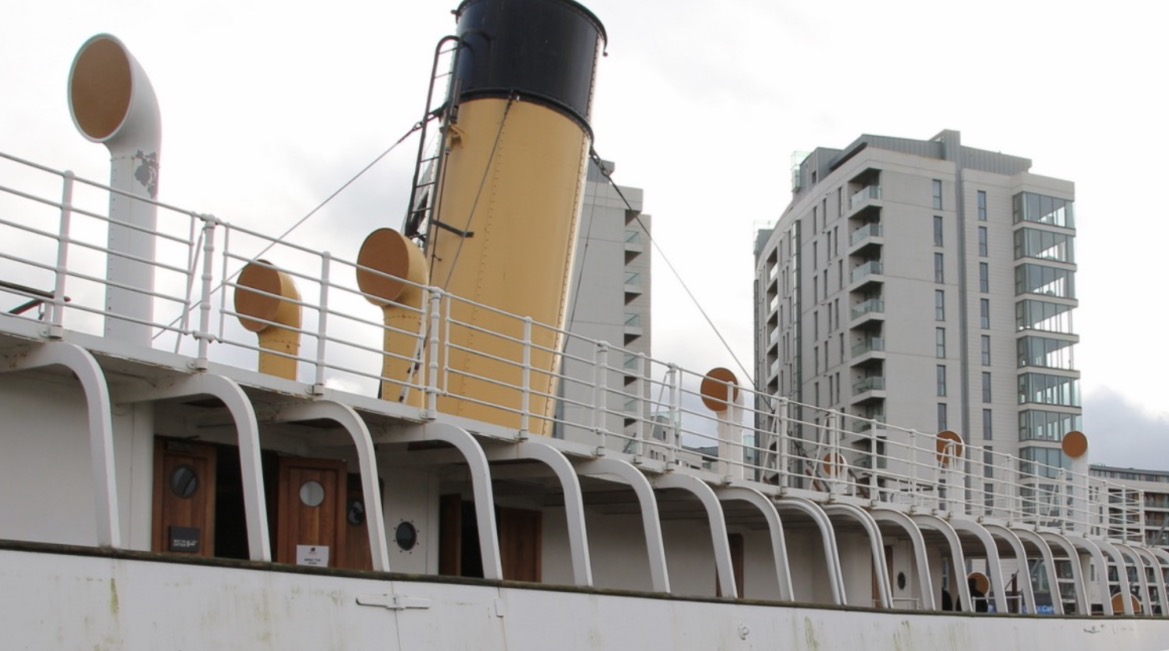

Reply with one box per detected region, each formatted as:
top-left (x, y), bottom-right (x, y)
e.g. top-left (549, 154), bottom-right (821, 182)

top-left (1015, 264), bottom-right (1075, 298)
top-left (937, 365), bottom-right (947, 397)
top-left (1018, 373), bottom-right (1081, 407)
top-left (1013, 192), bottom-right (1074, 228)
top-left (813, 311), bottom-right (819, 339)
top-left (982, 372), bottom-right (992, 402)
top-left (814, 346), bottom-right (820, 374)
top-left (977, 190), bottom-right (987, 221)
top-left (936, 327), bottom-right (946, 358)
top-left (1016, 299), bottom-right (1075, 333)
top-left (1014, 228), bottom-right (1075, 263)
top-left (979, 262), bottom-right (989, 293)
top-left (837, 260), bottom-right (843, 291)
top-left (983, 408), bottom-right (993, 440)
top-left (981, 335), bottom-right (991, 366)
top-left (933, 215), bottom-right (943, 246)
top-left (932, 179), bottom-right (943, 210)
top-left (980, 298), bottom-right (990, 329)
top-left (813, 275), bottom-right (819, 302)
top-left (983, 448), bottom-right (995, 478)
top-left (978, 227), bottom-right (988, 257)
top-left (935, 290), bottom-right (945, 321)
top-left (812, 241), bottom-right (818, 269)
top-left (934, 252), bottom-right (944, 283)
top-left (937, 403), bottom-right (948, 431)
top-left (1019, 409), bottom-right (1082, 441)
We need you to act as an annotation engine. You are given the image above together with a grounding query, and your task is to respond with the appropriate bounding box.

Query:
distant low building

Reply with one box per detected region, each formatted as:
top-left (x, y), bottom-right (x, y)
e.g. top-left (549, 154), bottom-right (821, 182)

top-left (1090, 465), bottom-right (1169, 549)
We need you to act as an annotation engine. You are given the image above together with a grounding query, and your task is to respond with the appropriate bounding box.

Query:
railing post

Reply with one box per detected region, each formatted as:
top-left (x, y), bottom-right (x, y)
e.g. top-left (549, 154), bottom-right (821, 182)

top-left (637, 353), bottom-right (649, 458)
top-left (48, 171), bottom-right (75, 337)
top-left (592, 342), bottom-right (609, 452)
top-left (195, 215), bottom-right (217, 370)
top-left (313, 251), bottom-right (331, 393)
top-left (777, 398), bottom-right (788, 489)
top-left (440, 292), bottom-right (451, 395)
top-left (908, 429), bottom-right (919, 509)
top-left (667, 363), bottom-right (680, 468)
top-left (520, 316), bottom-right (532, 438)
top-left (426, 289), bottom-right (443, 418)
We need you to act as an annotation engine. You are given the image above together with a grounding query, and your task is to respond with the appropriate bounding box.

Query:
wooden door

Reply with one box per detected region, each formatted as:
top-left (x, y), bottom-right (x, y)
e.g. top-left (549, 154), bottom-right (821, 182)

top-left (152, 438), bottom-right (217, 556)
top-left (498, 506), bottom-right (542, 582)
top-left (343, 473), bottom-right (375, 571)
top-left (276, 457), bottom-right (347, 568)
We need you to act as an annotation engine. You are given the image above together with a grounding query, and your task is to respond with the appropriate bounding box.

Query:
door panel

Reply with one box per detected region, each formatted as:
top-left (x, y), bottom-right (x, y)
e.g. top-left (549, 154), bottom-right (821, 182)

top-left (152, 438), bottom-right (217, 557)
top-left (276, 457), bottom-right (347, 568)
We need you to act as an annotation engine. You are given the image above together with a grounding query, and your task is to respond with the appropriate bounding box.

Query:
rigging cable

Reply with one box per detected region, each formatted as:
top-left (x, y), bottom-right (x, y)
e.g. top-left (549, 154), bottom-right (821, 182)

top-left (588, 147), bottom-right (757, 392)
top-left (153, 117), bottom-right (431, 342)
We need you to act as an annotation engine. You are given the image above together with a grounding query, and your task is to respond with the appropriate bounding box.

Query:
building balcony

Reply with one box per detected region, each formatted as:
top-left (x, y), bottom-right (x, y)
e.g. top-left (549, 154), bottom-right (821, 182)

top-left (850, 298), bottom-right (885, 324)
top-left (624, 312), bottom-right (644, 338)
top-left (849, 185), bottom-right (882, 212)
top-left (852, 376), bottom-right (886, 394)
top-left (850, 260), bottom-right (884, 285)
top-left (849, 222), bottom-right (883, 247)
top-left (624, 229), bottom-right (644, 253)
top-left (624, 271), bottom-right (643, 296)
top-left (851, 337), bottom-right (885, 364)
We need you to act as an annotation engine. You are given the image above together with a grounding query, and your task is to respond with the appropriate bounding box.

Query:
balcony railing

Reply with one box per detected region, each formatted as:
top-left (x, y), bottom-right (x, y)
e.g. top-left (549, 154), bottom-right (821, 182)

top-left (851, 298), bottom-right (885, 320)
top-left (853, 376), bottom-right (886, 393)
top-left (851, 337), bottom-right (885, 357)
top-left (851, 261), bottom-right (883, 284)
top-left (850, 185), bottom-right (881, 211)
top-left (850, 223), bottom-right (883, 246)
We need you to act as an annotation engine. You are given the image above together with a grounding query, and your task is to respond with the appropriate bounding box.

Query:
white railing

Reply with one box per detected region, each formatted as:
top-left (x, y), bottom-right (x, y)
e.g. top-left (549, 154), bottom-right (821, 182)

top-left (0, 151), bottom-right (1144, 543)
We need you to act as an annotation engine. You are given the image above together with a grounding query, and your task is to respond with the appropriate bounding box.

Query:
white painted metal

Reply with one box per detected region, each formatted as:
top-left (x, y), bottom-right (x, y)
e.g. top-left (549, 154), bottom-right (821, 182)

top-left (271, 400), bottom-right (390, 572)
top-left (1097, 540), bottom-right (1136, 615)
top-left (870, 509), bottom-right (936, 611)
top-left (1, 342), bottom-right (119, 547)
top-left (393, 423), bottom-right (502, 580)
top-left (654, 473), bottom-right (736, 598)
top-left (1039, 531), bottom-right (1088, 615)
top-left (823, 503), bottom-right (891, 608)
top-left (911, 514), bottom-right (973, 610)
top-left (776, 497), bottom-right (845, 605)
top-left (947, 518), bottom-right (1009, 613)
top-left (1067, 535), bottom-right (1116, 615)
top-left (485, 440), bottom-right (593, 586)
top-left (1007, 526), bottom-right (1063, 615)
top-left (1129, 545), bottom-right (1168, 616)
top-left (1117, 543), bottom-right (1153, 615)
top-left (576, 457), bottom-right (669, 592)
top-left (120, 372), bottom-right (271, 561)
top-left (67, 35), bottom-right (161, 345)
top-left (716, 486), bottom-right (794, 601)
top-left (981, 523), bottom-right (1037, 614)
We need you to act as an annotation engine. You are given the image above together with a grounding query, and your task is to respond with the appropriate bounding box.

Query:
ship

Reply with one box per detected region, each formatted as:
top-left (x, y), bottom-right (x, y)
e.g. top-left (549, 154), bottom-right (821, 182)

top-left (2, 0), bottom-right (1169, 648)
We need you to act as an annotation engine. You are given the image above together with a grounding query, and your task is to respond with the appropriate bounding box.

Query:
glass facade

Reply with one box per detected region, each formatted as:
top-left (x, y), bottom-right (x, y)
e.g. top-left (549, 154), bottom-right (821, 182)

top-left (1018, 372), bottom-right (1080, 407)
top-left (1016, 299), bottom-right (1075, 333)
top-left (1013, 192), bottom-right (1075, 228)
top-left (1019, 409), bottom-right (1082, 442)
top-left (1019, 446), bottom-right (1071, 479)
top-left (1014, 228), bottom-right (1075, 263)
top-left (1015, 264), bottom-right (1075, 298)
top-left (1017, 335), bottom-right (1076, 370)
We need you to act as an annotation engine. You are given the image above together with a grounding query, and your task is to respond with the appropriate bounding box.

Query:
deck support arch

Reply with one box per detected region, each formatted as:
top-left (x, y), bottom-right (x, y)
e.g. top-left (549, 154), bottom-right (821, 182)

top-left (576, 457), bottom-right (669, 592)
top-left (776, 497), bottom-right (845, 605)
top-left (823, 503), bottom-right (891, 608)
top-left (654, 473), bottom-right (736, 598)
top-left (2, 342), bottom-right (119, 548)
top-left (981, 523), bottom-right (1037, 614)
top-left (911, 513), bottom-right (972, 611)
top-left (1097, 539), bottom-right (1136, 615)
top-left (1065, 535), bottom-right (1116, 615)
top-left (271, 400), bottom-right (389, 571)
top-left (1116, 543), bottom-right (1153, 615)
top-left (946, 518), bottom-right (1008, 613)
top-left (1007, 527), bottom-right (1062, 614)
top-left (126, 372), bottom-right (270, 561)
top-left (485, 440), bottom-right (592, 586)
top-left (1037, 531), bottom-right (1087, 615)
top-left (716, 486), bottom-right (793, 601)
top-left (871, 508), bottom-right (935, 611)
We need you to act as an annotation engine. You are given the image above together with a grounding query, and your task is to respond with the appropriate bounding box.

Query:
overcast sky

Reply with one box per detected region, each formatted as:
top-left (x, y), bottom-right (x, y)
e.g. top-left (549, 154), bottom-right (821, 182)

top-left (2, 0), bottom-right (1167, 468)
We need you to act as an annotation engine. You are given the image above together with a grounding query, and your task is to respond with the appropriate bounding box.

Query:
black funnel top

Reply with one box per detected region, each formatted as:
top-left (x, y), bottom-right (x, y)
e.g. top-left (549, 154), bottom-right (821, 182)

top-left (453, 0), bottom-right (606, 133)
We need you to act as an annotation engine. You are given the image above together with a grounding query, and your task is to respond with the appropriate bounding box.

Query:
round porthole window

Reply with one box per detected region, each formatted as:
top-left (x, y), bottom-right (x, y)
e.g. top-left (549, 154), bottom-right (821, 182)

top-left (395, 521), bottom-right (418, 551)
top-left (299, 480), bottom-right (326, 507)
top-left (169, 465), bottom-right (199, 498)
top-left (347, 499), bottom-right (366, 526)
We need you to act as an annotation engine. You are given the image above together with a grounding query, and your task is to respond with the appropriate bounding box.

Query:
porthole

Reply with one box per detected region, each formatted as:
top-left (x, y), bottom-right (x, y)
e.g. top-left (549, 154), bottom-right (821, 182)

top-left (169, 465), bottom-right (199, 498)
top-left (395, 521), bottom-right (418, 551)
top-left (299, 480), bottom-right (326, 507)
top-left (347, 499), bottom-right (366, 526)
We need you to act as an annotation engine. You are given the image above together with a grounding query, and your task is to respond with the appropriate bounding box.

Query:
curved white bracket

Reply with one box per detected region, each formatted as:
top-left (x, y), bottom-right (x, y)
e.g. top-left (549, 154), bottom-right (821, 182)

top-left (871, 509), bottom-right (935, 610)
top-left (4, 342), bottom-right (119, 547)
top-left (654, 473), bottom-right (736, 598)
top-left (413, 423), bottom-right (502, 580)
top-left (129, 373), bottom-right (271, 561)
top-left (946, 518), bottom-right (1008, 613)
top-left (485, 440), bottom-right (592, 587)
top-left (1037, 531), bottom-right (1086, 615)
top-left (776, 497), bottom-right (845, 605)
top-left (576, 457), bottom-right (668, 593)
top-left (1148, 547), bottom-right (1169, 616)
top-left (1065, 535), bottom-right (1115, 615)
top-left (911, 513), bottom-right (972, 611)
top-left (716, 486), bottom-right (793, 601)
top-left (1128, 545), bottom-right (1167, 616)
top-left (1116, 543), bottom-right (1153, 616)
top-left (272, 401), bottom-right (389, 572)
top-left (823, 503), bottom-right (891, 609)
top-left (1007, 527), bottom-right (1061, 615)
top-left (981, 523), bottom-right (1037, 614)
top-left (1096, 539), bottom-right (1135, 615)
